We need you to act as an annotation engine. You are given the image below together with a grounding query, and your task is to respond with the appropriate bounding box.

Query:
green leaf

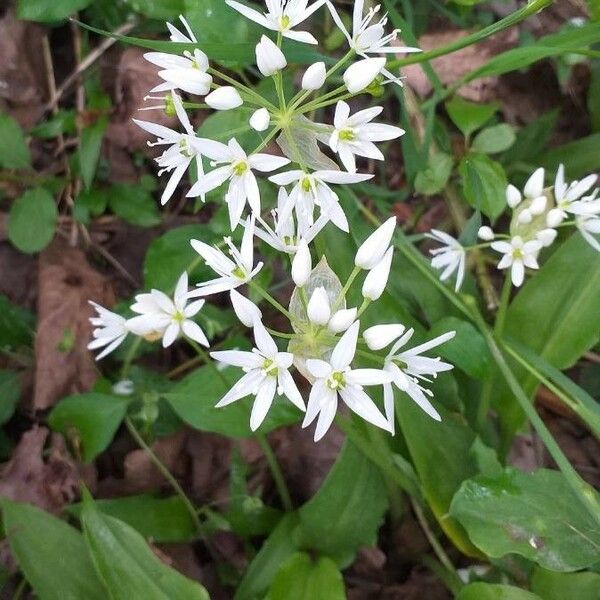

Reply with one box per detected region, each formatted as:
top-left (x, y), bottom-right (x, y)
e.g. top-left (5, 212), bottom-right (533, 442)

top-left (8, 188), bottom-right (57, 254)
top-left (296, 440), bottom-right (388, 566)
top-left (459, 153), bottom-right (507, 220)
top-left (79, 114), bottom-right (108, 190)
top-left (0, 370), bottom-right (20, 425)
top-left (197, 107), bottom-right (259, 148)
top-left (74, 188), bottom-right (109, 224)
top-left (0, 294), bottom-right (34, 349)
top-left (450, 468), bottom-right (600, 571)
top-left (499, 110), bottom-right (558, 166)
top-left (445, 97), bottom-right (498, 138)
top-left (30, 110), bottom-right (77, 139)
top-left (414, 153), bottom-right (454, 195)
top-left (265, 553), bottom-right (345, 600)
top-left (166, 365), bottom-right (302, 438)
top-left (123, 0), bottom-right (184, 19)
top-left (17, 0), bottom-right (91, 21)
top-left (0, 114), bottom-right (30, 168)
top-left (235, 513), bottom-right (300, 600)
top-left (531, 567), bottom-right (600, 600)
top-left (49, 393), bottom-right (130, 462)
top-left (80, 493), bottom-right (210, 600)
top-left (108, 184), bottom-right (161, 227)
top-left (539, 134), bottom-right (600, 179)
top-left (429, 317), bottom-right (492, 380)
top-left (457, 583), bottom-right (542, 600)
top-left (144, 224), bottom-right (215, 290)
top-left (1, 499), bottom-right (106, 600)
top-left (472, 124), bottom-right (516, 154)
top-left (68, 495), bottom-right (195, 543)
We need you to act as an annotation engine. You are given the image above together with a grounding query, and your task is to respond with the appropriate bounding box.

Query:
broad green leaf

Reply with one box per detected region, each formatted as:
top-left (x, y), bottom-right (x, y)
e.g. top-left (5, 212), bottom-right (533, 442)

top-left (235, 513), bottom-right (300, 600)
top-left (531, 567), bottom-right (600, 600)
top-left (81, 493), bottom-right (209, 600)
top-left (0, 370), bottom-right (20, 425)
top-left (108, 184), bottom-right (161, 227)
top-left (1, 499), bottom-right (106, 600)
top-left (17, 0), bottom-right (91, 21)
top-left (8, 188), bottom-right (57, 254)
top-left (457, 583), bottom-right (542, 600)
top-left (197, 108), bottom-right (259, 148)
top-left (472, 124), bottom-right (516, 154)
top-left (414, 153), bottom-right (454, 196)
top-left (459, 153), bottom-right (507, 220)
top-left (0, 114), bottom-right (30, 168)
top-left (30, 110), bottom-right (77, 139)
top-left (49, 393), bottom-right (130, 462)
top-left (123, 0), bottom-right (184, 19)
top-left (429, 317), bottom-right (491, 380)
top-left (539, 134), bottom-right (600, 178)
top-left (144, 224), bottom-right (215, 290)
top-left (74, 188), bottom-right (109, 225)
top-left (68, 495), bottom-right (195, 543)
top-left (166, 365), bottom-right (302, 438)
top-left (79, 114), bottom-right (108, 190)
top-left (265, 553), bottom-right (345, 600)
top-left (296, 440), bottom-right (388, 566)
top-left (0, 294), bottom-right (34, 349)
top-left (445, 97), bottom-right (498, 138)
top-left (450, 468), bottom-right (600, 571)
top-left (397, 400), bottom-right (482, 556)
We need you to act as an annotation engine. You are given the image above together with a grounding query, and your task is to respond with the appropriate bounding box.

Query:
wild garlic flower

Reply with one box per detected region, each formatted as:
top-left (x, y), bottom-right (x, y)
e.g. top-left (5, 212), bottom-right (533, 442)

top-left (127, 272), bottom-right (209, 348)
top-left (362, 246), bottom-right (393, 301)
top-left (88, 302), bottom-right (129, 360)
top-left (304, 322), bottom-right (392, 441)
top-left (226, 0), bottom-right (326, 44)
top-left (133, 93), bottom-right (206, 205)
top-left (211, 320), bottom-right (305, 431)
top-left (302, 61), bottom-right (327, 90)
top-left (205, 87), bottom-right (243, 111)
top-left (328, 101), bottom-right (405, 173)
top-left (426, 230), bottom-right (466, 292)
top-left (364, 325), bottom-right (455, 433)
top-left (190, 216), bottom-right (263, 297)
top-left (577, 213), bottom-right (600, 252)
top-left (491, 236), bottom-right (542, 288)
top-left (165, 15), bottom-right (196, 43)
top-left (306, 286), bottom-right (357, 333)
top-left (255, 35), bottom-right (288, 76)
top-left (355, 216), bottom-right (396, 269)
top-left (250, 108), bottom-right (271, 132)
top-left (343, 57), bottom-right (386, 94)
top-left (187, 138), bottom-right (290, 229)
top-left (230, 290), bottom-right (263, 327)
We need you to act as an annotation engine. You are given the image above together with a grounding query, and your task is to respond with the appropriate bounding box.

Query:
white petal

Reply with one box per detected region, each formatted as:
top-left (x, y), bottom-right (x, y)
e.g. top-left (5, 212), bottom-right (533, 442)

top-left (346, 368), bottom-right (393, 386)
top-left (292, 238), bottom-right (312, 287)
top-left (248, 153), bottom-right (290, 172)
top-left (162, 322), bottom-right (180, 348)
top-left (187, 166), bottom-right (231, 197)
top-left (343, 57), bottom-right (386, 94)
top-left (210, 350), bottom-right (263, 369)
top-left (306, 359), bottom-right (332, 379)
top-left (253, 319), bottom-right (278, 357)
top-left (327, 308), bottom-right (357, 334)
top-left (355, 216), bottom-right (396, 269)
top-left (330, 321), bottom-right (359, 370)
top-left (363, 324), bottom-right (405, 351)
top-left (362, 246), bottom-right (393, 301)
top-left (278, 370), bottom-right (305, 411)
top-left (307, 286), bottom-right (331, 325)
top-left (205, 86), bottom-right (243, 110)
top-left (250, 378), bottom-right (277, 431)
top-left (524, 167), bottom-right (545, 199)
top-left (230, 289), bottom-right (262, 327)
top-left (339, 386), bottom-right (390, 432)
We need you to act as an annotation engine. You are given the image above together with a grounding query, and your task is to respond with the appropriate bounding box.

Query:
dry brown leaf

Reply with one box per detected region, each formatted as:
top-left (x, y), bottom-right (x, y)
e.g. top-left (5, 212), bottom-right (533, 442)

top-left (33, 239), bottom-right (114, 410)
top-left (0, 427), bottom-right (82, 513)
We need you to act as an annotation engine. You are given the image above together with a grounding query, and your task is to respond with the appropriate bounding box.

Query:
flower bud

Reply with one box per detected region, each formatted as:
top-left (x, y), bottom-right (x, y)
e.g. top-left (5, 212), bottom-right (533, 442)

top-left (529, 195), bottom-right (547, 216)
top-left (343, 57), bottom-right (386, 94)
top-left (477, 226), bottom-right (495, 241)
top-left (363, 323), bottom-right (406, 351)
top-left (256, 35), bottom-right (287, 77)
top-left (506, 184), bottom-right (522, 208)
top-left (328, 307), bottom-right (357, 334)
top-left (536, 228), bottom-right (557, 247)
top-left (249, 108), bottom-right (271, 132)
top-left (205, 86), bottom-right (243, 110)
top-left (230, 289), bottom-right (262, 327)
top-left (355, 216), bottom-right (396, 269)
top-left (302, 62), bottom-right (326, 91)
top-left (362, 246), bottom-right (393, 301)
top-left (524, 167), bottom-right (545, 199)
top-left (307, 286), bottom-right (331, 326)
top-left (517, 209), bottom-right (533, 224)
top-left (546, 208), bottom-right (564, 228)
top-left (292, 239), bottom-right (312, 287)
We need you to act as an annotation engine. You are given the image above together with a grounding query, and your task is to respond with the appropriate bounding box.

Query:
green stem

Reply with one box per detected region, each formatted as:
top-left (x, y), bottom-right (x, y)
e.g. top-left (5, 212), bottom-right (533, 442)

top-left (209, 67), bottom-right (277, 111)
top-left (494, 274), bottom-right (512, 336)
top-left (248, 280), bottom-right (294, 321)
top-left (120, 337), bottom-right (142, 379)
top-left (125, 417), bottom-right (204, 535)
top-left (256, 434), bottom-right (293, 511)
top-left (332, 265), bottom-right (361, 312)
top-left (250, 126), bottom-right (281, 154)
top-left (187, 338), bottom-right (230, 387)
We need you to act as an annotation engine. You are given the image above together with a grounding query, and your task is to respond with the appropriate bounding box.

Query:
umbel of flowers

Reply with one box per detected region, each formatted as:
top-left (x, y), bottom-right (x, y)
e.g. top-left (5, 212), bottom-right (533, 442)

top-left (88, 1), bottom-right (457, 441)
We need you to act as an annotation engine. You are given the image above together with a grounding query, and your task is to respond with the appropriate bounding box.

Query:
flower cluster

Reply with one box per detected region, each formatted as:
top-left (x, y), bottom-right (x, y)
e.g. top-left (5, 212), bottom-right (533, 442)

top-left (427, 165), bottom-right (599, 289)
top-left (88, 2), bottom-right (457, 440)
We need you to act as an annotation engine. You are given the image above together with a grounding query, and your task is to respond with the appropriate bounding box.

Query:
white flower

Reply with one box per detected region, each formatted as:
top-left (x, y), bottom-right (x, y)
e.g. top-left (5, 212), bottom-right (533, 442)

top-left (88, 302), bottom-right (129, 360)
top-left (546, 164), bottom-right (599, 226)
top-left (211, 320), bottom-right (305, 431)
top-left (303, 322), bottom-right (392, 441)
top-left (226, 0), bottom-right (326, 44)
top-left (256, 35), bottom-right (288, 76)
top-left (165, 15), bottom-right (196, 43)
top-left (577, 214), bottom-right (600, 252)
top-left (144, 48), bottom-right (212, 96)
top-left (250, 108), bottom-right (271, 132)
top-left (506, 168), bottom-right (545, 210)
top-left (365, 325), bottom-right (455, 433)
top-left (270, 168), bottom-right (373, 234)
top-left (133, 93), bottom-right (206, 205)
top-left (305, 287), bottom-right (357, 333)
top-left (536, 228), bottom-right (557, 247)
top-left (230, 289), bottom-right (262, 327)
top-left (205, 86), bottom-right (243, 110)
top-left (127, 272), bottom-right (209, 348)
top-left (190, 216), bottom-right (263, 297)
top-left (328, 101), bottom-right (404, 173)
top-left (426, 229), bottom-right (466, 292)
top-left (327, 0), bottom-right (419, 56)
top-left (355, 216), bottom-right (396, 269)
top-left (477, 226), bottom-right (495, 241)
top-left (302, 61), bottom-right (326, 90)
top-left (343, 57), bottom-right (386, 93)
top-left (187, 137), bottom-right (290, 229)
top-left (292, 238), bottom-right (312, 286)
top-left (491, 235), bottom-right (542, 287)
top-left (362, 246), bottom-right (393, 301)
top-left (253, 188), bottom-right (327, 253)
